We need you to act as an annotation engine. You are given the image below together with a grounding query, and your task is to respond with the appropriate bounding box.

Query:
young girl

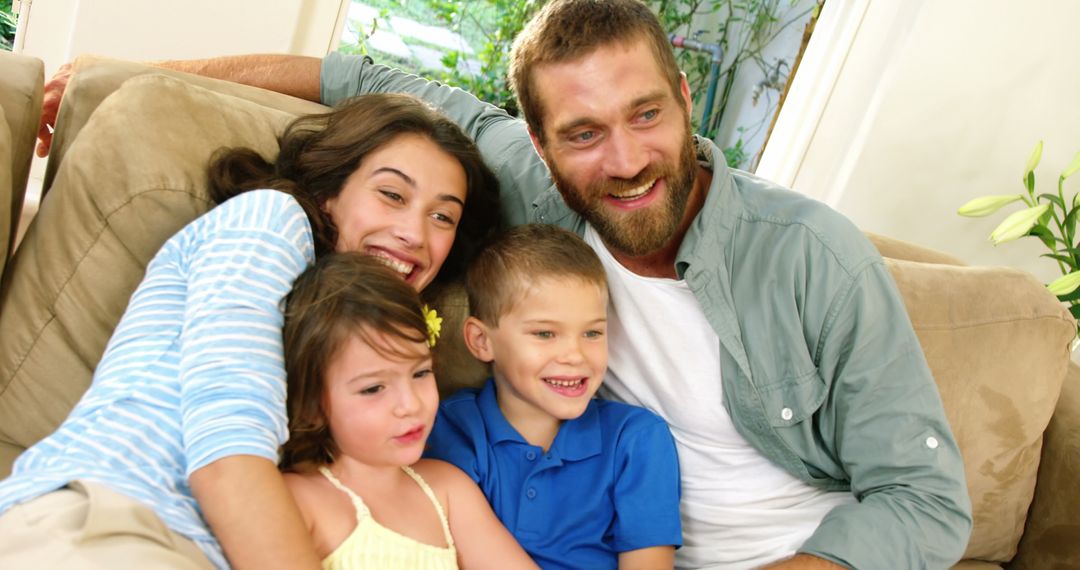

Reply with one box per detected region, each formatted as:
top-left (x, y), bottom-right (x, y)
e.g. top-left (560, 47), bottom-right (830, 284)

top-left (0, 93), bottom-right (499, 569)
top-left (280, 252), bottom-right (537, 569)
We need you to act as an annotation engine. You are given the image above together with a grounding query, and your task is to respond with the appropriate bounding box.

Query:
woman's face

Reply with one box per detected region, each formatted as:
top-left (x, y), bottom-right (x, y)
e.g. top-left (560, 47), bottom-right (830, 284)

top-left (324, 133), bottom-right (468, 291)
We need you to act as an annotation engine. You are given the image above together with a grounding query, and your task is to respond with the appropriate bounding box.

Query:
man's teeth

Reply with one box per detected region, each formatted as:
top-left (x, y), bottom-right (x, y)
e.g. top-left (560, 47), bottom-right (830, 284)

top-left (609, 179), bottom-right (655, 200)
top-left (544, 377), bottom-right (584, 387)
top-left (373, 252), bottom-right (415, 276)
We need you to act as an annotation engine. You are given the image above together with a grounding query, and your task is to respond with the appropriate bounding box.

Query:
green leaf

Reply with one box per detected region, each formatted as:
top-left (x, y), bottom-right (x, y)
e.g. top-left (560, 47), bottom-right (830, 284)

top-left (956, 194), bottom-right (1024, 217)
top-left (1040, 193), bottom-right (1065, 210)
top-left (1041, 252), bottom-right (1076, 265)
top-left (1048, 271), bottom-right (1080, 296)
top-left (1058, 287), bottom-right (1080, 303)
top-left (1069, 304), bottom-right (1080, 319)
top-left (1062, 150), bottom-right (1080, 181)
top-left (990, 203), bottom-right (1052, 244)
top-left (1028, 224), bottom-right (1057, 250)
top-left (1025, 140), bottom-right (1044, 176)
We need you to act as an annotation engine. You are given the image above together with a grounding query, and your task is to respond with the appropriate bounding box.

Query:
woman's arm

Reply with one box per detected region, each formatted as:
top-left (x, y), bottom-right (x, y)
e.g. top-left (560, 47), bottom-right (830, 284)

top-left (419, 459), bottom-right (538, 570)
top-left (618, 546), bottom-right (675, 570)
top-left (191, 455), bottom-right (321, 569)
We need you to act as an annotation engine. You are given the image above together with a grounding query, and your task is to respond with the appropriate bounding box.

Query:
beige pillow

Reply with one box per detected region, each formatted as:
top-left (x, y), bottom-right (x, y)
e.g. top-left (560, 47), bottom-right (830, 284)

top-left (884, 257), bottom-right (1074, 562)
top-left (0, 74), bottom-right (300, 461)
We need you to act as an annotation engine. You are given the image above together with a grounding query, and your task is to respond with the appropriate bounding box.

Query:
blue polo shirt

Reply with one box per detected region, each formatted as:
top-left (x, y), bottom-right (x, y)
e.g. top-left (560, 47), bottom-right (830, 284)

top-left (425, 379), bottom-right (681, 569)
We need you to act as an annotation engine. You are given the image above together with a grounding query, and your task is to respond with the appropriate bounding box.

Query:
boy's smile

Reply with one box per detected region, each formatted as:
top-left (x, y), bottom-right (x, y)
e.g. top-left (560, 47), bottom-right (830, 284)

top-left (464, 276), bottom-right (608, 447)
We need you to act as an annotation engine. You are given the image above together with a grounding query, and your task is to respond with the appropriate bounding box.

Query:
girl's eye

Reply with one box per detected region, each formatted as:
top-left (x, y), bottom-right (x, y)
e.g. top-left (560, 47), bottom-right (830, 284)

top-left (431, 212), bottom-right (458, 227)
top-left (380, 190), bottom-right (404, 203)
top-left (584, 329), bottom-right (604, 339)
top-left (532, 331), bottom-right (554, 339)
top-left (359, 384), bottom-right (384, 396)
top-left (413, 368), bottom-right (433, 380)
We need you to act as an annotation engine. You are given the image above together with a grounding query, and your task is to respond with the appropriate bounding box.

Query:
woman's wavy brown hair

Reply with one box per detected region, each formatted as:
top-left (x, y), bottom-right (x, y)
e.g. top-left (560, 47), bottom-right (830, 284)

top-left (207, 93), bottom-right (501, 289)
top-left (279, 252), bottom-right (429, 471)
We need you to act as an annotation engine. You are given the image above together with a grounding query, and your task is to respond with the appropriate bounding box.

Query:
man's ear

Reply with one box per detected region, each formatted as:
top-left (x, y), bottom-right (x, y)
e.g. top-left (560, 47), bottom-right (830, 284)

top-left (462, 316), bottom-right (495, 363)
top-left (527, 126), bottom-right (548, 164)
top-left (679, 71), bottom-right (693, 117)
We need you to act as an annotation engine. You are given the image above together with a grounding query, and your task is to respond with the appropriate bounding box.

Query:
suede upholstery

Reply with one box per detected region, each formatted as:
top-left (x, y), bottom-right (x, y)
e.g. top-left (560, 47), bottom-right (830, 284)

top-left (0, 57), bottom-right (1077, 569)
top-left (0, 52), bottom-right (43, 274)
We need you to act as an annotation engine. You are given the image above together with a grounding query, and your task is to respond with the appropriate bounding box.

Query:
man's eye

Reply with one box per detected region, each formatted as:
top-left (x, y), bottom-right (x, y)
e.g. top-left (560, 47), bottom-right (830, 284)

top-left (572, 130), bottom-right (595, 143)
top-left (641, 109), bottom-right (659, 121)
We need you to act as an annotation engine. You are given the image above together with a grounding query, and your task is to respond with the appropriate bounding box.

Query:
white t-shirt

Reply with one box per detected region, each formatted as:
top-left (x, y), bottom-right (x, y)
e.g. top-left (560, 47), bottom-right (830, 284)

top-left (584, 225), bottom-right (855, 569)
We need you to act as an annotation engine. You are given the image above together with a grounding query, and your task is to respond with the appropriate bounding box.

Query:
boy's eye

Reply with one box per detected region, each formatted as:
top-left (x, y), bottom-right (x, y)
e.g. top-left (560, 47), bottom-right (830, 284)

top-left (413, 368), bottom-right (433, 380)
top-left (359, 384), bottom-right (384, 396)
top-left (532, 331), bottom-right (554, 339)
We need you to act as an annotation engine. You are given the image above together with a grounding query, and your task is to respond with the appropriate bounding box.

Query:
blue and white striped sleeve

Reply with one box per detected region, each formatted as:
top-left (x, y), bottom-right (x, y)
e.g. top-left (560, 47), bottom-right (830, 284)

top-left (179, 190), bottom-right (315, 476)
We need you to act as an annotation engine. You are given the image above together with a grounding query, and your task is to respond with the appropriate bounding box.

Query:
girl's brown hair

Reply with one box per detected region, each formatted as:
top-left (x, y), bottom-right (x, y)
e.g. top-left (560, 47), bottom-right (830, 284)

top-left (207, 93), bottom-right (501, 288)
top-left (279, 252), bottom-right (429, 470)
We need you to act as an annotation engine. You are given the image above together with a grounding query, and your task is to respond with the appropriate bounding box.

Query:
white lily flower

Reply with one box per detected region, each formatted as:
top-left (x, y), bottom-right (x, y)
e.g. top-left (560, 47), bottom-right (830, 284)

top-left (957, 194), bottom-right (1024, 217)
top-left (989, 203), bottom-right (1051, 245)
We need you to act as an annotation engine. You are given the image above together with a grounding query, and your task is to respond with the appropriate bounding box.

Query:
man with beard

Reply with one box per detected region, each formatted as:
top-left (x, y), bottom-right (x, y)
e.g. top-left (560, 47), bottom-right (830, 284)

top-left (35, 1), bottom-right (971, 568)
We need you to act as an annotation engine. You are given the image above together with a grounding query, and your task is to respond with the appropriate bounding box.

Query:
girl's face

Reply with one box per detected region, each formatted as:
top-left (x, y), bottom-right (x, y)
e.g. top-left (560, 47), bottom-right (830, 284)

top-left (324, 133), bottom-right (468, 292)
top-left (322, 329), bottom-right (438, 468)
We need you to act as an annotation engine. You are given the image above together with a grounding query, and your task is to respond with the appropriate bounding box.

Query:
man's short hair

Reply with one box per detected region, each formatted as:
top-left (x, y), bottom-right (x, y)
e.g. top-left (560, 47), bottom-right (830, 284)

top-left (508, 0), bottom-right (684, 144)
top-left (466, 224), bottom-right (607, 326)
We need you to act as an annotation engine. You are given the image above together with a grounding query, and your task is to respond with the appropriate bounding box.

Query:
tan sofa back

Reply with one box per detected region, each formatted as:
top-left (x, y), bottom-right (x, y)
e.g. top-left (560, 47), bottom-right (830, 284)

top-left (0, 61), bottom-right (1075, 567)
top-left (0, 52), bottom-right (44, 274)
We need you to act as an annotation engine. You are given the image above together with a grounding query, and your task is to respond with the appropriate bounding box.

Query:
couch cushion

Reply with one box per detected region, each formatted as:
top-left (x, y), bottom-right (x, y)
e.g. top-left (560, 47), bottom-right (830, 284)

top-left (0, 52), bottom-right (44, 260)
top-left (0, 108), bottom-right (11, 277)
top-left (884, 257), bottom-right (1074, 562)
top-left (0, 75), bottom-right (302, 463)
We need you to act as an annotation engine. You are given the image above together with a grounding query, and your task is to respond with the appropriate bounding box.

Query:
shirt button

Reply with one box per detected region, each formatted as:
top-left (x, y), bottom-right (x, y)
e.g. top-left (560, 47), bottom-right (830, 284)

top-left (926, 436), bottom-right (939, 449)
top-left (780, 407), bottom-right (793, 421)
top-left (526, 488), bottom-right (537, 499)
top-left (526, 450), bottom-right (537, 461)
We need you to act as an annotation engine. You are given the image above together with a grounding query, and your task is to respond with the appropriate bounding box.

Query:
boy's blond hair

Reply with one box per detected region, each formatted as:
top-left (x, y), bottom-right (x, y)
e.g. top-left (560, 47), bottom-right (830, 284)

top-left (466, 224), bottom-right (607, 326)
top-left (508, 0), bottom-right (685, 144)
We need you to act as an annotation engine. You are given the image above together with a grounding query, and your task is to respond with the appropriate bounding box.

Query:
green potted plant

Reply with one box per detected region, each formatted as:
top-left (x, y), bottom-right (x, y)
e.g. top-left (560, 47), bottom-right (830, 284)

top-left (958, 141), bottom-right (1080, 337)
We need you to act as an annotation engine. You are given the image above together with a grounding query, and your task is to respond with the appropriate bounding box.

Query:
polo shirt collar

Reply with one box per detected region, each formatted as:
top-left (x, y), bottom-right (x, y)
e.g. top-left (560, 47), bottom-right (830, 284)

top-left (478, 378), bottom-right (603, 462)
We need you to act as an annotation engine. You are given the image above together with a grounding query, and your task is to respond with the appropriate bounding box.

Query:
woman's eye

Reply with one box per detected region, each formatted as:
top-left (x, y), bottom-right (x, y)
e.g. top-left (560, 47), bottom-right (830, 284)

top-left (359, 384), bottom-right (384, 396)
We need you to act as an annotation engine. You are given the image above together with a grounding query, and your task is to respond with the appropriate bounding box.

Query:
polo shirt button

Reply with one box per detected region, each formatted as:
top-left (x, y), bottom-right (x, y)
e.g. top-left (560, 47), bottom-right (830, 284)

top-left (780, 407), bottom-right (793, 421)
top-left (526, 488), bottom-right (537, 499)
top-left (526, 450), bottom-right (537, 461)
top-left (926, 436), bottom-right (939, 449)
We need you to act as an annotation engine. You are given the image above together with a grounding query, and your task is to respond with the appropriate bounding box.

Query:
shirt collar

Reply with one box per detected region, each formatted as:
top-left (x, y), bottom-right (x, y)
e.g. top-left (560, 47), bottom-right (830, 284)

top-left (477, 378), bottom-right (603, 462)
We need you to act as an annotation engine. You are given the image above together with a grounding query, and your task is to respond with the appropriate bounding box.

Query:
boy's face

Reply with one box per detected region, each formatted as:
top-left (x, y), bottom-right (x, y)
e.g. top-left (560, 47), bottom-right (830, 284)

top-left (466, 277), bottom-right (608, 424)
top-left (322, 330), bottom-right (438, 469)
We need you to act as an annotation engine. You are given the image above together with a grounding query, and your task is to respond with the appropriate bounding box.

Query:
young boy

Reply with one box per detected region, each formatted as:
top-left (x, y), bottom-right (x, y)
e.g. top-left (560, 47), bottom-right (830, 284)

top-left (425, 224), bottom-right (681, 570)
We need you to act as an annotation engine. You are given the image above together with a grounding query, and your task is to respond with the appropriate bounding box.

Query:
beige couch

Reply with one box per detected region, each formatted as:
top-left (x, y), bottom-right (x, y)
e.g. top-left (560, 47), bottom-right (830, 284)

top-left (0, 54), bottom-right (1077, 569)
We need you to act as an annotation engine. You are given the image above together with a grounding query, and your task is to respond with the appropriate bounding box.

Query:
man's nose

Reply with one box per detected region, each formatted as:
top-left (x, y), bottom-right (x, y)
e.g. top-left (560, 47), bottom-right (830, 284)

top-left (603, 128), bottom-right (649, 180)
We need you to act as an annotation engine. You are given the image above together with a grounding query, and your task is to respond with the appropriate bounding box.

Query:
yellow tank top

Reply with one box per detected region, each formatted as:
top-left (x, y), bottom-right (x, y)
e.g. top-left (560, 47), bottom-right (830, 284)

top-left (318, 465), bottom-right (458, 570)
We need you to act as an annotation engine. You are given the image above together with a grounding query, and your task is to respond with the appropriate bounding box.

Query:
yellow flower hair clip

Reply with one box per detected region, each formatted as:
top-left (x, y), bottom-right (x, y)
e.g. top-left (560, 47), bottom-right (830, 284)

top-left (423, 305), bottom-right (442, 348)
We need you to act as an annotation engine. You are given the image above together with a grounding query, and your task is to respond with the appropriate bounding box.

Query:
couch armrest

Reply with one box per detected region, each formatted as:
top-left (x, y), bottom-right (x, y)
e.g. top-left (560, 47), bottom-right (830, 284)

top-left (866, 231), bottom-right (966, 266)
top-left (1009, 364), bottom-right (1080, 569)
top-left (43, 55), bottom-right (326, 194)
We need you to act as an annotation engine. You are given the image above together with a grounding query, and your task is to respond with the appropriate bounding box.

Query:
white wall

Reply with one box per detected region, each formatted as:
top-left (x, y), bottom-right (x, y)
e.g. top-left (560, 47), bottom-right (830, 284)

top-left (18, 0), bottom-right (346, 83)
top-left (760, 0), bottom-right (1080, 285)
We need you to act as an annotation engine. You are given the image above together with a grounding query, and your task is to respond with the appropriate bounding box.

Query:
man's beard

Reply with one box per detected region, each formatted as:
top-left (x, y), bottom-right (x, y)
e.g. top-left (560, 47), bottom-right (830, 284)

top-left (548, 125), bottom-right (698, 257)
